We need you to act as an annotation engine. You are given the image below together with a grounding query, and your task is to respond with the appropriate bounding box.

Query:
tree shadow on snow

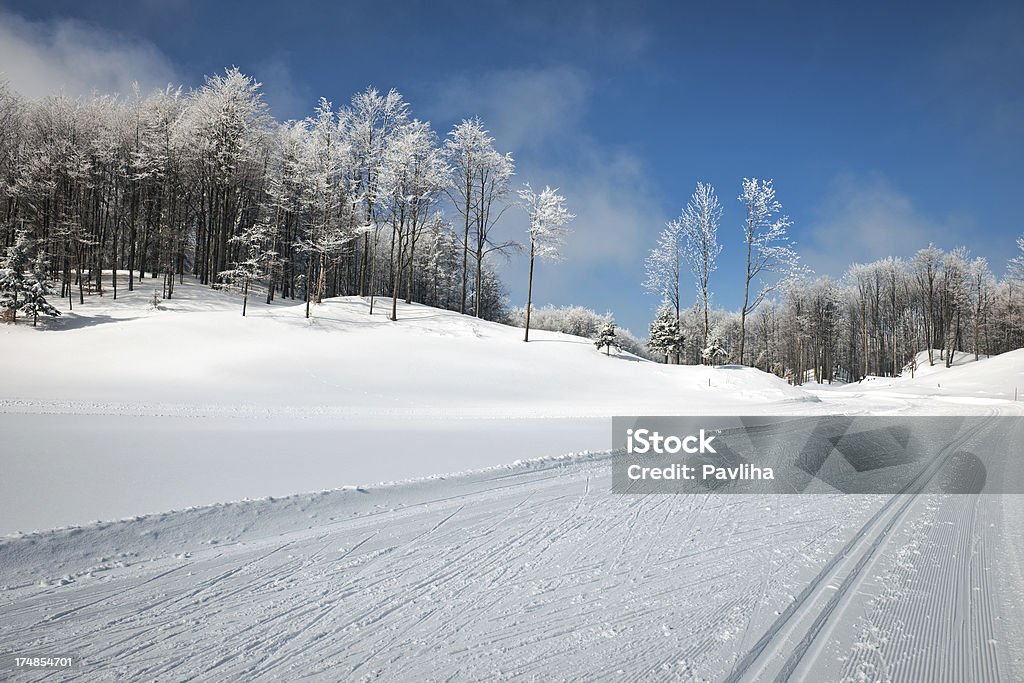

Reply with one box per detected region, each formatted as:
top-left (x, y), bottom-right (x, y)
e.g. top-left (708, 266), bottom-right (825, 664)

top-left (43, 314), bottom-right (134, 331)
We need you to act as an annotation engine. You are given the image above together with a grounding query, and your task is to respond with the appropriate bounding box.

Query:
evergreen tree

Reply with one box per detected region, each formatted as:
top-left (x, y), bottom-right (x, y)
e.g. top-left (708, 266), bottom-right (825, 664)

top-left (19, 253), bottom-right (61, 326)
top-left (594, 318), bottom-right (618, 356)
top-left (702, 330), bottom-right (727, 365)
top-left (648, 300), bottom-right (685, 363)
top-left (0, 230), bottom-right (31, 323)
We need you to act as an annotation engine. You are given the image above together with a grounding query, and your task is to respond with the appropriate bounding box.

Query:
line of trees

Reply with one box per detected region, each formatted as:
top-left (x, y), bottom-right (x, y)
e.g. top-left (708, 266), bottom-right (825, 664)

top-left (645, 179), bottom-right (800, 365)
top-left (3, 67), bottom-right (1020, 381)
top-left (0, 69), bottom-right (573, 325)
top-left (644, 180), bottom-right (1024, 383)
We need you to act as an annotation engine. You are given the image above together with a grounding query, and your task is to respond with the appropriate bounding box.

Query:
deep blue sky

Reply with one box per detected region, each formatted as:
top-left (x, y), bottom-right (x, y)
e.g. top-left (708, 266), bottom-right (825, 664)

top-left (2, 1), bottom-right (1022, 332)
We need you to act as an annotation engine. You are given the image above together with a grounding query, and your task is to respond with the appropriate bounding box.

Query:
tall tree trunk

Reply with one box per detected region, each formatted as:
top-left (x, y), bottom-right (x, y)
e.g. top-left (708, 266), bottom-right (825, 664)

top-left (739, 235), bottom-right (752, 364)
top-left (460, 201), bottom-right (470, 315)
top-left (524, 241), bottom-right (536, 342)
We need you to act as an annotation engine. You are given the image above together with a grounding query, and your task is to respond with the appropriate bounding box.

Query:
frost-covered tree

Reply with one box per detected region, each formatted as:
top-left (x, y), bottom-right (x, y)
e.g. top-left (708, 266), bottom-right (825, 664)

top-left (1009, 234), bottom-right (1024, 283)
top-left (680, 182), bottom-right (722, 355)
top-left (846, 262), bottom-right (881, 380)
top-left (20, 253), bottom-right (61, 326)
top-left (296, 99), bottom-right (361, 317)
top-left (261, 120), bottom-right (307, 303)
top-left (643, 218), bottom-right (685, 361)
top-left (444, 118), bottom-right (486, 314)
top-left (0, 231), bottom-right (31, 323)
top-left (177, 67), bottom-right (270, 286)
top-left (912, 244), bottom-right (943, 366)
top-left (880, 257), bottom-right (908, 376)
top-left (594, 317), bottom-right (618, 356)
top-left (737, 178), bottom-right (800, 364)
top-left (380, 119), bottom-right (447, 320)
top-left (702, 329), bottom-right (727, 365)
top-left (220, 220), bottom-right (276, 316)
top-left (472, 264), bottom-right (508, 322)
top-left (346, 87), bottom-right (409, 308)
top-left (648, 300), bottom-right (685, 363)
top-left (443, 118), bottom-right (515, 317)
top-left (754, 300), bottom-right (779, 373)
top-left (421, 218), bottom-right (462, 309)
top-left (969, 256), bottom-right (995, 361)
top-left (518, 183), bottom-right (573, 341)
top-left (0, 71), bottom-right (523, 325)
top-left (940, 247), bottom-right (971, 367)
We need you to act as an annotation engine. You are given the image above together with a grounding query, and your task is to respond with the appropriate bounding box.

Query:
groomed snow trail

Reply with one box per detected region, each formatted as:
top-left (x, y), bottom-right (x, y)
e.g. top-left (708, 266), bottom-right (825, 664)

top-left (720, 411), bottom-right (1021, 683)
top-left (3, 429), bottom-right (1023, 682)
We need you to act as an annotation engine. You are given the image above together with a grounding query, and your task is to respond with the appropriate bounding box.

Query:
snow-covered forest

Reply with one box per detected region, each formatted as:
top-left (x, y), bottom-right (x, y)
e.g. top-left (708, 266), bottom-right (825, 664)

top-left (643, 182), bottom-right (1024, 382)
top-left (1, 67), bottom-right (1023, 386)
top-left (0, 68), bottom-right (519, 328)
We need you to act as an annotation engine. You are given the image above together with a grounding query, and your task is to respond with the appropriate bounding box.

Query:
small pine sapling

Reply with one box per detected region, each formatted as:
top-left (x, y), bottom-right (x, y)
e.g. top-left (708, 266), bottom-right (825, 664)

top-left (595, 318), bottom-right (618, 356)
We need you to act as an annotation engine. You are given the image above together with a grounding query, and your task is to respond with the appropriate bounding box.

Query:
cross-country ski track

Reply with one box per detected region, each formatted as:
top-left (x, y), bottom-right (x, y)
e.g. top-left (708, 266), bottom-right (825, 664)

top-left (2, 410), bottom-right (1023, 682)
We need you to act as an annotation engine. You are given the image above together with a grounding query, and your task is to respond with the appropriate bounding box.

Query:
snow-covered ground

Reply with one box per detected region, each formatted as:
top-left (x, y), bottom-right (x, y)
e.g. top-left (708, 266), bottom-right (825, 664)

top-left (0, 275), bottom-right (819, 533)
top-left (829, 348), bottom-right (1024, 402)
top-left (803, 349), bottom-right (1024, 419)
top-left (0, 275), bottom-right (813, 416)
top-left (2, 431), bottom-right (1023, 681)
top-left (2, 275), bottom-right (1023, 681)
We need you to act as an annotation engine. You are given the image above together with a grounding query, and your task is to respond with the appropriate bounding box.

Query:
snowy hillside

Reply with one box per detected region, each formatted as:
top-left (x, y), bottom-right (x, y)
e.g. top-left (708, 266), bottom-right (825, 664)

top-left (0, 274), bottom-right (813, 418)
top-left (0, 274), bottom-right (818, 533)
top-left (836, 348), bottom-right (1024, 403)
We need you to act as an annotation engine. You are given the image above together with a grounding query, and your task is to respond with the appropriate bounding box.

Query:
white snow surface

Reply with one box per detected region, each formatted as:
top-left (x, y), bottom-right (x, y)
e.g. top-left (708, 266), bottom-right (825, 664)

top-left (0, 276), bottom-right (813, 417)
top-left (1, 277), bottom-right (1021, 532)
top-left (839, 348), bottom-right (1024, 402)
top-left (2, 276), bottom-right (1024, 681)
top-left (0, 275), bottom-right (817, 534)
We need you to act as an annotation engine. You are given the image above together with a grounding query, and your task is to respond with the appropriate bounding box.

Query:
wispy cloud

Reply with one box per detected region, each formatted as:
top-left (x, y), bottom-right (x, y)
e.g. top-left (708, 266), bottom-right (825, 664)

top-left (0, 9), bottom-right (179, 99)
top-left (800, 173), bottom-right (973, 276)
top-left (429, 65), bottom-right (592, 153)
top-left (251, 55), bottom-right (313, 121)
top-left (424, 65), bottom-right (666, 324)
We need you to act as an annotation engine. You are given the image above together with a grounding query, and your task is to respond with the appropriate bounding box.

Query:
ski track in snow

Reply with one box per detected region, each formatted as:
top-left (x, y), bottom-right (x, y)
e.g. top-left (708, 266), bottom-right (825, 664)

top-left (0, 452), bottom-right (877, 681)
top-left (718, 409), bottom-right (1019, 683)
top-left (3, 413), bottom-right (1024, 682)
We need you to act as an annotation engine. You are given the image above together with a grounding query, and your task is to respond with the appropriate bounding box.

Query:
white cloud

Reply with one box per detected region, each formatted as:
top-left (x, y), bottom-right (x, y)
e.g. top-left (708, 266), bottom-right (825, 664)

top-left (0, 10), bottom-right (179, 99)
top-left (801, 173), bottom-right (973, 276)
top-left (429, 65), bottom-right (591, 153)
top-left (251, 56), bottom-right (312, 121)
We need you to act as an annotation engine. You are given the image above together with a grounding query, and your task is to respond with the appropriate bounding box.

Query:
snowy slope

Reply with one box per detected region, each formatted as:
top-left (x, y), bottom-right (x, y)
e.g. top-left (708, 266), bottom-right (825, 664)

top-left (0, 275), bottom-right (813, 418)
top-left (0, 274), bottom-right (818, 533)
top-left (832, 349), bottom-right (1024, 403)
